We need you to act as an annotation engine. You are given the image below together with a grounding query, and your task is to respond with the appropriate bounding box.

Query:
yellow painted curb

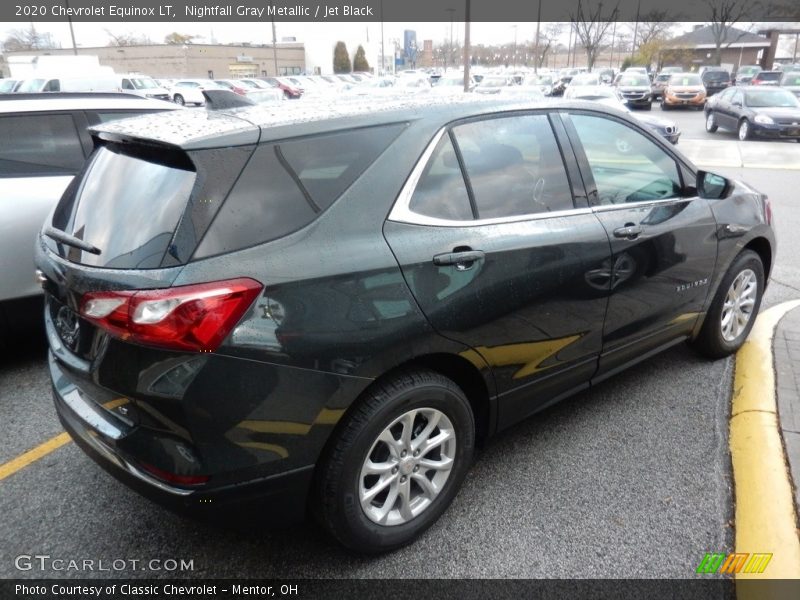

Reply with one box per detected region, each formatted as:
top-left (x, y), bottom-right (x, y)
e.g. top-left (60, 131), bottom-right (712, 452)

top-left (731, 300), bottom-right (800, 588)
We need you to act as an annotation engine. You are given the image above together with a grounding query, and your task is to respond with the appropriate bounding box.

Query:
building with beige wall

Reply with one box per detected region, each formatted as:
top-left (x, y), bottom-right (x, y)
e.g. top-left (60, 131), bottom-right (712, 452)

top-left (1, 43), bottom-right (305, 79)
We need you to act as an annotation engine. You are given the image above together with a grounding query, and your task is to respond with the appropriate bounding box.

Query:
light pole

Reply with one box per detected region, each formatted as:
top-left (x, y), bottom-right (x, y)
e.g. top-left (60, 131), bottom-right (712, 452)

top-left (463, 0), bottom-right (471, 92)
top-left (380, 0), bottom-right (385, 74)
top-left (445, 7), bottom-right (455, 72)
top-left (512, 25), bottom-right (518, 69)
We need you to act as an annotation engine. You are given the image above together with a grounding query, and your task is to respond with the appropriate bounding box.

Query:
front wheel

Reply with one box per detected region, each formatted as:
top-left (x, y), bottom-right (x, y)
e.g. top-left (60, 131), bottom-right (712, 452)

top-left (706, 112), bottom-right (718, 133)
top-left (313, 369), bottom-right (475, 552)
top-left (691, 250), bottom-right (764, 359)
top-left (738, 119), bottom-right (751, 141)
top-left (173, 94), bottom-right (185, 106)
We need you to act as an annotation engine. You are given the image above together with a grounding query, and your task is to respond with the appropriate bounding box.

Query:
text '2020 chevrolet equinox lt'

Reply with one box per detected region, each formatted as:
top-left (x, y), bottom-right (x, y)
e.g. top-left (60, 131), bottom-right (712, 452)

top-left (37, 96), bottom-right (774, 552)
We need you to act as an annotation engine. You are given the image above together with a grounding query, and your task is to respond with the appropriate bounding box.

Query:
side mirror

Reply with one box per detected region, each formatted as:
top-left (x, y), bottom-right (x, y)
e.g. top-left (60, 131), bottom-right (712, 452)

top-left (697, 170), bottom-right (730, 199)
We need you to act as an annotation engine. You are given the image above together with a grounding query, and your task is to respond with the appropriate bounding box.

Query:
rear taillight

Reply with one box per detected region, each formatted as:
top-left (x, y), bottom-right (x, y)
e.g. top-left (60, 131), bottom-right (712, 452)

top-left (81, 278), bottom-right (262, 352)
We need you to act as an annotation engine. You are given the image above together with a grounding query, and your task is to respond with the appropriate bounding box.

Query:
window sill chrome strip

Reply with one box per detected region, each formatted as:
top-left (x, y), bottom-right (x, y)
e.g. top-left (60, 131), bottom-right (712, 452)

top-left (387, 126), bottom-right (593, 228)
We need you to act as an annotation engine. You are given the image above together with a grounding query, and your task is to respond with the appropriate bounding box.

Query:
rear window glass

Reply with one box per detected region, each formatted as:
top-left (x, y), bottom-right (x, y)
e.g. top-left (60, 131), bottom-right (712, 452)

top-left (64, 145), bottom-right (196, 268)
top-left (619, 75), bottom-right (649, 86)
top-left (195, 123), bottom-right (406, 258)
top-left (703, 71), bottom-right (730, 82)
top-left (757, 72), bottom-right (782, 81)
top-left (0, 113), bottom-right (84, 177)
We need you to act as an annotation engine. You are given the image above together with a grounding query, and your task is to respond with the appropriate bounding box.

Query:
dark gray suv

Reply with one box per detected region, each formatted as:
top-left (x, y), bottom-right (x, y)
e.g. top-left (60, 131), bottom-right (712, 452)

top-left (37, 96), bottom-right (774, 552)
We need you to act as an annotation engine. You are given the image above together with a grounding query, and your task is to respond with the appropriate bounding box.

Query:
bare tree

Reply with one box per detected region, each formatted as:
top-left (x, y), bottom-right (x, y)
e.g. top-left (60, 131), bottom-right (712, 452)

top-left (704, 0), bottom-right (755, 65)
top-left (2, 26), bottom-right (59, 52)
top-left (535, 23), bottom-right (564, 69)
top-left (634, 11), bottom-right (675, 48)
top-left (571, 1), bottom-right (620, 70)
top-left (105, 29), bottom-right (152, 47)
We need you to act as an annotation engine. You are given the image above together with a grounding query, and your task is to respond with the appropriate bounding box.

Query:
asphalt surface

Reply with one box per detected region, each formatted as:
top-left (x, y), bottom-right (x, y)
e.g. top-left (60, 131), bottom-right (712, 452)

top-left (1, 114), bottom-right (799, 579)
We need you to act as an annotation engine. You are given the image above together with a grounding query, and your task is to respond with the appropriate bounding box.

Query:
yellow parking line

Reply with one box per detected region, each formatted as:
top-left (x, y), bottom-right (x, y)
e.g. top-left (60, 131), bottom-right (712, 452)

top-left (731, 300), bottom-right (800, 587)
top-left (0, 398), bottom-right (128, 483)
top-left (0, 432), bottom-right (72, 482)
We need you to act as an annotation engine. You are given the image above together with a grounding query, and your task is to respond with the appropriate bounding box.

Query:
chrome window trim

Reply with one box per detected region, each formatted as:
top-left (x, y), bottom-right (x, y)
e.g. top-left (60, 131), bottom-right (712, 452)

top-left (387, 126), bottom-right (593, 228)
top-left (591, 197), bottom-right (690, 212)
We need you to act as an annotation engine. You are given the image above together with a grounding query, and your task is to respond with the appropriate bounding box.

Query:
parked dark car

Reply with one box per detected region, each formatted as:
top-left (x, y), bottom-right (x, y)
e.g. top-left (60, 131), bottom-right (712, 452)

top-left (704, 86), bottom-right (800, 141)
top-left (650, 73), bottom-right (672, 100)
top-left (701, 69), bottom-right (732, 96)
top-left (615, 73), bottom-right (653, 109)
top-left (36, 96), bottom-right (774, 553)
top-left (750, 71), bottom-right (783, 87)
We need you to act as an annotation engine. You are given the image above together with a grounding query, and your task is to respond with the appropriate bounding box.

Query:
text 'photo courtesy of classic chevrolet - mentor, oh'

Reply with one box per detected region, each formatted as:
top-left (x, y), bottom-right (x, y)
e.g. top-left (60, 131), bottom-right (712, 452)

top-left (36, 95), bottom-right (774, 553)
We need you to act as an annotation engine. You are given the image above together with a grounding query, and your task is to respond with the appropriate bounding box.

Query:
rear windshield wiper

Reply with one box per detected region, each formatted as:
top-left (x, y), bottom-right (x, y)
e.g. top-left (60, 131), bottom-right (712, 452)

top-left (44, 227), bottom-right (101, 255)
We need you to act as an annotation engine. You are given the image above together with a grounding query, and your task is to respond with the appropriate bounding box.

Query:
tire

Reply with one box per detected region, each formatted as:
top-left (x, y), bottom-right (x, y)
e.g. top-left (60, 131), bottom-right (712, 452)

top-left (313, 368), bottom-right (474, 553)
top-left (705, 111), bottom-right (718, 133)
top-left (691, 250), bottom-right (764, 359)
top-left (644, 102), bottom-right (652, 111)
top-left (738, 119), bottom-right (751, 141)
top-left (173, 94), bottom-right (185, 106)
top-left (661, 102), bottom-right (670, 111)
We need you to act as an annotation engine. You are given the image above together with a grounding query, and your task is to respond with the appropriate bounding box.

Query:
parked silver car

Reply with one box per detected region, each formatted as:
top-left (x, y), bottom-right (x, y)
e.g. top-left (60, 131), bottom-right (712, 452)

top-left (0, 93), bottom-right (179, 341)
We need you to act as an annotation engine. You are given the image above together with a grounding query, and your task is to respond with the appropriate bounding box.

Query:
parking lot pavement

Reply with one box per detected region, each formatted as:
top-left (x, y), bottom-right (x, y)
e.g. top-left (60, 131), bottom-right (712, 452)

top-left (1, 160), bottom-right (798, 579)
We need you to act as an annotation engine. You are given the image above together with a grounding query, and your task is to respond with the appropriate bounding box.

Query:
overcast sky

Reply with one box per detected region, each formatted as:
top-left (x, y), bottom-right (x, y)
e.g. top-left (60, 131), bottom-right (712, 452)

top-left (0, 20), bottom-right (703, 49)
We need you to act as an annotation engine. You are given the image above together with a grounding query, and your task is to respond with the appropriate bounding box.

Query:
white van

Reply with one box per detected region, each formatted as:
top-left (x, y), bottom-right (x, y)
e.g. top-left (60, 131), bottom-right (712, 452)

top-left (119, 75), bottom-right (171, 101)
top-left (16, 73), bottom-right (120, 93)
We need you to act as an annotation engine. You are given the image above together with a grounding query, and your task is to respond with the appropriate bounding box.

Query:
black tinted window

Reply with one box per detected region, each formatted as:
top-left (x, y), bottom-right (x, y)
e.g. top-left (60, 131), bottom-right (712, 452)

top-left (0, 113), bottom-right (84, 177)
top-left (453, 115), bottom-right (574, 218)
top-left (195, 124), bottom-right (405, 257)
top-left (409, 134), bottom-right (473, 221)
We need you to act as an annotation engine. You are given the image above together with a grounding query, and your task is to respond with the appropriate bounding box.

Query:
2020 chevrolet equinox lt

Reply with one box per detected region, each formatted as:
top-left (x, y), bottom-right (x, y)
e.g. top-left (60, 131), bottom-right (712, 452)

top-left (37, 96), bottom-right (774, 552)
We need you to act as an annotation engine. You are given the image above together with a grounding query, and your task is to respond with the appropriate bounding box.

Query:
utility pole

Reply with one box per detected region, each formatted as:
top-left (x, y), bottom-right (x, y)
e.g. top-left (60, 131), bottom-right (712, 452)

top-left (533, 0), bottom-right (542, 74)
top-left (380, 0), bottom-right (385, 74)
top-left (631, 0), bottom-right (641, 60)
top-left (64, 0), bottom-right (78, 55)
top-left (463, 0), bottom-right (471, 92)
top-left (270, 1), bottom-right (278, 75)
top-left (609, 11), bottom-right (617, 67)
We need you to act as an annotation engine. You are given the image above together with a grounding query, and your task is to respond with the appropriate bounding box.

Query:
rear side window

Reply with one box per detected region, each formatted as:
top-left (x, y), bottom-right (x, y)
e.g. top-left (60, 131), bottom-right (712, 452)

top-left (195, 123), bottom-right (406, 258)
top-left (0, 113), bottom-right (84, 176)
top-left (453, 115), bottom-right (574, 218)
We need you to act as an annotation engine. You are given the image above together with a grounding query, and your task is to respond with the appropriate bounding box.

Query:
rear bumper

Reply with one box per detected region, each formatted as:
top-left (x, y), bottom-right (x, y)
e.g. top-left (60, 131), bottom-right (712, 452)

top-left (51, 352), bottom-right (314, 521)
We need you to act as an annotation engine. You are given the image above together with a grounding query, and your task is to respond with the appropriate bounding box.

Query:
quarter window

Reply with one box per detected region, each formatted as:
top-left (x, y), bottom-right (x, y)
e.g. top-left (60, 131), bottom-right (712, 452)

top-left (408, 134), bottom-right (473, 221)
top-left (570, 114), bottom-right (682, 205)
top-left (452, 115), bottom-right (574, 218)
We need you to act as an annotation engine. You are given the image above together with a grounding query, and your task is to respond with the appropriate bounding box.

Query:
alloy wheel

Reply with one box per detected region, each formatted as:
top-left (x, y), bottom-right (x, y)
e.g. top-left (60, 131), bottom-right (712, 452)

top-left (721, 269), bottom-right (757, 342)
top-left (359, 408), bottom-right (456, 526)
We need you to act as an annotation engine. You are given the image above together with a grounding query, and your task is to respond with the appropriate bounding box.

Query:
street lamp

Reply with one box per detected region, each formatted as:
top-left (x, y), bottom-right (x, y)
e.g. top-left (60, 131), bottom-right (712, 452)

top-left (445, 7), bottom-right (455, 72)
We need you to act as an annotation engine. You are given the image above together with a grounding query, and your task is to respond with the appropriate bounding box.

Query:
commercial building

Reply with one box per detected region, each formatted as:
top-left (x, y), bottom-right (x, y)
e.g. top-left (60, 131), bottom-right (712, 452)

top-left (1, 43), bottom-right (305, 79)
top-left (660, 25), bottom-right (771, 71)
